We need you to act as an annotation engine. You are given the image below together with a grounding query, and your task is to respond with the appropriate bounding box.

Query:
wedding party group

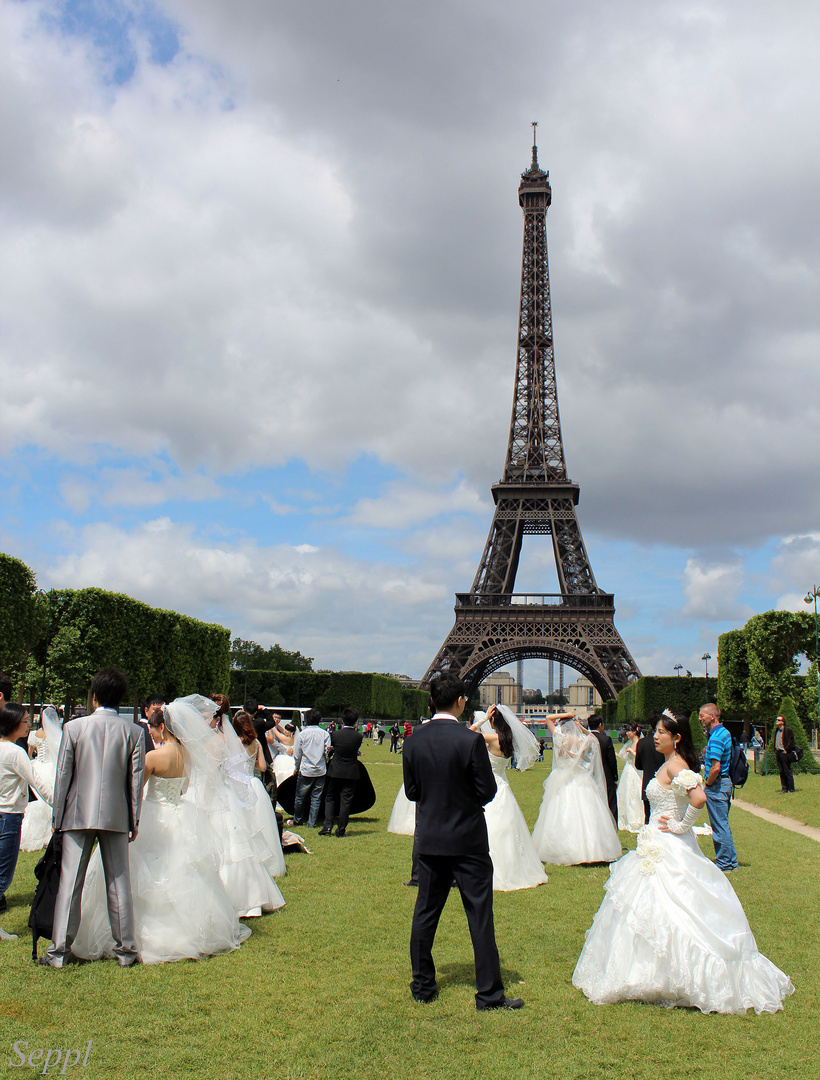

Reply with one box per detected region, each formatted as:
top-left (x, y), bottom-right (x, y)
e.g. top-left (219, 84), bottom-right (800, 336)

top-left (0, 669), bottom-right (286, 964)
top-left (394, 672), bottom-right (793, 1014)
top-left (0, 666), bottom-right (794, 1018)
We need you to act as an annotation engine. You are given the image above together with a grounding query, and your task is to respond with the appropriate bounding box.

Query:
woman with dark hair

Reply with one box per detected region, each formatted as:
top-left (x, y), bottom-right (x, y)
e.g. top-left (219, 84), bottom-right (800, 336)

top-left (209, 693), bottom-right (230, 731)
top-left (0, 704), bottom-right (54, 939)
top-left (573, 709), bottom-right (794, 1013)
top-left (72, 703), bottom-right (251, 963)
top-left (468, 704), bottom-right (548, 890)
top-left (616, 723), bottom-right (644, 833)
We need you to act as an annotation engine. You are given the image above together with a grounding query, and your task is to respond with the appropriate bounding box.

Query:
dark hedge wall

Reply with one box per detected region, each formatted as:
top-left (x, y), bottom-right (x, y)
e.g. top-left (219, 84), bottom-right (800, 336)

top-left (617, 676), bottom-right (719, 724)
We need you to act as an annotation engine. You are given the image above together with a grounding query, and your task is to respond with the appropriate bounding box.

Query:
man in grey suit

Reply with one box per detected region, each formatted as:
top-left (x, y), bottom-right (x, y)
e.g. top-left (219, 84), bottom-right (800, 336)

top-left (43, 669), bottom-right (145, 968)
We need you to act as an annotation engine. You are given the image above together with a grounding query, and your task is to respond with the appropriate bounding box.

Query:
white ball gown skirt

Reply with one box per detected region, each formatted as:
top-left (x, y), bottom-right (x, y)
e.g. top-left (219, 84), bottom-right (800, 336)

top-left (616, 756), bottom-right (645, 833)
top-left (216, 765), bottom-right (286, 918)
top-left (485, 754), bottom-right (548, 891)
top-left (72, 776), bottom-right (252, 964)
top-left (387, 783), bottom-right (416, 835)
top-left (272, 752), bottom-right (296, 786)
top-left (573, 778), bottom-right (794, 1013)
top-left (531, 767), bottom-right (622, 866)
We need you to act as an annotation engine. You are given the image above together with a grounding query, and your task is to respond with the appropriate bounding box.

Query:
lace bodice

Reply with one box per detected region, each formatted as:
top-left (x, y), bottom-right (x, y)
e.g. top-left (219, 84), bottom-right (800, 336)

top-left (29, 732), bottom-right (52, 765)
top-left (146, 775), bottom-right (185, 806)
top-left (489, 753), bottom-right (511, 781)
top-left (646, 772), bottom-right (700, 827)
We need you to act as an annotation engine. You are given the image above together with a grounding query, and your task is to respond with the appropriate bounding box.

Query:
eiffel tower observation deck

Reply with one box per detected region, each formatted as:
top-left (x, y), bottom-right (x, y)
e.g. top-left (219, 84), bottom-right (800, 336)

top-left (423, 130), bottom-right (641, 702)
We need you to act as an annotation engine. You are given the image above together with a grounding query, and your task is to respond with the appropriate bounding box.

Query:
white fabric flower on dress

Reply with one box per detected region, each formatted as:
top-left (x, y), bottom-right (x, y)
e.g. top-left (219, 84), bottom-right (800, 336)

top-left (636, 826), bottom-right (664, 875)
top-left (670, 769), bottom-right (701, 797)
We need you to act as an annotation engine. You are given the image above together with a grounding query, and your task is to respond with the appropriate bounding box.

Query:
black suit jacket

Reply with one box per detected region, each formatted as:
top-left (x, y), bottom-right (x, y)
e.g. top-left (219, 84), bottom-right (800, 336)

top-left (403, 717), bottom-right (496, 856)
top-left (327, 727), bottom-right (363, 780)
top-left (634, 735), bottom-right (665, 799)
top-left (136, 720), bottom-right (154, 759)
top-left (591, 730), bottom-right (618, 789)
top-left (779, 726), bottom-right (795, 754)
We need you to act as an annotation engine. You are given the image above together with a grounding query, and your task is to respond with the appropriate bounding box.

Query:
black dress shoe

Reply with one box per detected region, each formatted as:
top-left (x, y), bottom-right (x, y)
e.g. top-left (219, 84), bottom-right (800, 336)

top-left (476, 996), bottom-right (525, 1011)
top-left (411, 989), bottom-right (439, 1003)
top-left (318, 828), bottom-right (333, 836)
top-left (403, 879), bottom-right (418, 887)
top-left (335, 829), bottom-right (346, 837)
top-left (0, 894), bottom-right (7, 913)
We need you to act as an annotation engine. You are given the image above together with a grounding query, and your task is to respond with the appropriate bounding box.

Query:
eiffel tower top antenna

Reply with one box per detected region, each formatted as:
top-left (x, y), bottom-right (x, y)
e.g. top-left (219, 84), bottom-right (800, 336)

top-left (531, 120), bottom-right (538, 167)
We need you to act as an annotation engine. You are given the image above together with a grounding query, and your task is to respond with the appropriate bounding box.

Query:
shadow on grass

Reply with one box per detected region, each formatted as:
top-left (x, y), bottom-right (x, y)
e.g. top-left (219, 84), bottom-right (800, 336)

top-left (437, 961), bottom-right (524, 988)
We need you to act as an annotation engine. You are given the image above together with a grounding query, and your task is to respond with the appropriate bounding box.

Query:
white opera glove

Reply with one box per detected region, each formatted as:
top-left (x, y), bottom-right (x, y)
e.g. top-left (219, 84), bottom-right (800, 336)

top-left (662, 803), bottom-right (701, 835)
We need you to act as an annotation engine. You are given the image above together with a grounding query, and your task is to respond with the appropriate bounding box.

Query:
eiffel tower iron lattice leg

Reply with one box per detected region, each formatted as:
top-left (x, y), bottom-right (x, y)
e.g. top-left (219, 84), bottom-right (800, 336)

top-left (423, 131), bottom-right (640, 703)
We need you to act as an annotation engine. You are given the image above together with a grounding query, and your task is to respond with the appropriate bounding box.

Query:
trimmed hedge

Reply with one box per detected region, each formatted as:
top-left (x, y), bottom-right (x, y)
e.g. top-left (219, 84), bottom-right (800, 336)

top-left (617, 676), bottom-right (718, 724)
top-left (229, 669), bottom-right (418, 721)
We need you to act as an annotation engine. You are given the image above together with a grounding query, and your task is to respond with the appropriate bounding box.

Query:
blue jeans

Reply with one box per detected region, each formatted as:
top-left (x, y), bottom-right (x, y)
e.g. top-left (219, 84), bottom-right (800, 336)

top-left (293, 773), bottom-right (326, 827)
top-left (0, 812), bottom-right (23, 897)
top-left (706, 777), bottom-right (738, 870)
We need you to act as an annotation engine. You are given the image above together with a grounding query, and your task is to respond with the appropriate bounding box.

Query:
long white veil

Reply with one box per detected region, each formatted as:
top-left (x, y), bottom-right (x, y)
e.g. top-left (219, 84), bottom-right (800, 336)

top-left (40, 705), bottom-right (63, 762)
top-left (163, 695), bottom-right (227, 811)
top-left (551, 718), bottom-right (608, 796)
top-left (492, 704), bottom-right (541, 771)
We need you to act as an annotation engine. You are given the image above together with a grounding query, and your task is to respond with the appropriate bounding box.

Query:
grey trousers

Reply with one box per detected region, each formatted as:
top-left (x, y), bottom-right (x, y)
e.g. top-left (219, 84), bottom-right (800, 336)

top-left (46, 830), bottom-right (138, 966)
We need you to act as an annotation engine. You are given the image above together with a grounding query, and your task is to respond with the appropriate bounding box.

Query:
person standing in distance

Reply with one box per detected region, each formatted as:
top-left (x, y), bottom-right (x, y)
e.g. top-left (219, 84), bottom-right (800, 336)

top-left (43, 669), bottom-right (145, 968)
top-left (700, 702), bottom-right (739, 872)
top-left (774, 714), bottom-right (796, 794)
top-left (319, 707), bottom-right (363, 837)
top-left (588, 714), bottom-right (618, 822)
top-left (403, 673), bottom-right (523, 1011)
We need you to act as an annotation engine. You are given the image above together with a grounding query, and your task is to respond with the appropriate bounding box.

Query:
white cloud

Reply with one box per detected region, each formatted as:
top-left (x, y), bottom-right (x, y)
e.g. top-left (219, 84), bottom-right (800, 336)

top-left (770, 533), bottom-right (820, 611)
top-left (345, 479), bottom-right (488, 530)
top-left (681, 554), bottom-right (754, 622)
top-left (44, 517), bottom-right (452, 671)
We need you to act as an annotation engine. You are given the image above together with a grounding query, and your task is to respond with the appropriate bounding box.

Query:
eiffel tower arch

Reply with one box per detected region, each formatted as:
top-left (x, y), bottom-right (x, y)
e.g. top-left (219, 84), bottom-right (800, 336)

top-left (423, 131), bottom-right (641, 703)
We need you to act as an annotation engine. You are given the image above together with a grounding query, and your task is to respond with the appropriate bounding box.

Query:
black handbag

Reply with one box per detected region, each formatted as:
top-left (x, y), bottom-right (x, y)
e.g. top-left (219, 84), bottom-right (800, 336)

top-left (789, 746), bottom-right (804, 763)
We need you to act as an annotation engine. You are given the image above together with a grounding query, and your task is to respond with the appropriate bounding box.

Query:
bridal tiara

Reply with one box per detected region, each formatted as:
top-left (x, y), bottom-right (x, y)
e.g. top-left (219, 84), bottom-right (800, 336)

top-left (662, 708), bottom-right (676, 721)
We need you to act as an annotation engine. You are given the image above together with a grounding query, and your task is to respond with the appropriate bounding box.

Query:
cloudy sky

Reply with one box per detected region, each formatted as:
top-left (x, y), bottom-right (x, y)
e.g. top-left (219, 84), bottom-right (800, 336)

top-left (2, 0), bottom-right (818, 689)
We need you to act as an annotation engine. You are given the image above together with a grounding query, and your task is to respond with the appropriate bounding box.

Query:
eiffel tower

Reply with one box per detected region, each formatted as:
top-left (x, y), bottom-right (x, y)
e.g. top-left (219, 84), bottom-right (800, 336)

top-left (423, 129), bottom-right (641, 702)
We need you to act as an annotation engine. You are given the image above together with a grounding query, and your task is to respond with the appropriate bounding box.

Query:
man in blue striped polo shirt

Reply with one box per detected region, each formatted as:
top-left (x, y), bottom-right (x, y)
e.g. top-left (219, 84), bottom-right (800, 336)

top-left (699, 702), bottom-right (738, 872)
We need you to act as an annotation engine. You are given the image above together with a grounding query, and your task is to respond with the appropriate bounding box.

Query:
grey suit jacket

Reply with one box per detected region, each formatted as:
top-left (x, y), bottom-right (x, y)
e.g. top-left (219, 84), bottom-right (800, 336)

top-left (52, 708), bottom-right (145, 833)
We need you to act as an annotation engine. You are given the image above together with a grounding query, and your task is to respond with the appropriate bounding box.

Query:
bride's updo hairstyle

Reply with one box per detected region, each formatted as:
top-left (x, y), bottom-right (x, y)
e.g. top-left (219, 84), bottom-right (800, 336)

top-left (488, 705), bottom-right (514, 758)
top-left (231, 710), bottom-right (257, 746)
top-left (658, 709), bottom-right (701, 772)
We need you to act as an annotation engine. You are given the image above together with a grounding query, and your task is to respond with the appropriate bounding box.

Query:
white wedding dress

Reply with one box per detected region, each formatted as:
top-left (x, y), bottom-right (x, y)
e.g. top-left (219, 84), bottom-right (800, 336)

top-left (616, 745), bottom-right (644, 833)
top-left (387, 783), bottom-right (416, 835)
top-left (72, 775), bottom-right (252, 964)
top-left (573, 773), bottom-right (794, 1013)
top-left (485, 752), bottom-right (548, 891)
top-left (20, 711), bottom-right (61, 852)
top-left (531, 722), bottom-right (622, 865)
top-left (213, 734), bottom-right (286, 918)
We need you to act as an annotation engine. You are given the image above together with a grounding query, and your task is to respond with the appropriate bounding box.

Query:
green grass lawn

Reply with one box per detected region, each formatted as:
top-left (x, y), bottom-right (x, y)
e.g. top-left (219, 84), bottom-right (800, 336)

top-left (733, 767), bottom-right (820, 829)
top-left (1, 742), bottom-right (817, 1080)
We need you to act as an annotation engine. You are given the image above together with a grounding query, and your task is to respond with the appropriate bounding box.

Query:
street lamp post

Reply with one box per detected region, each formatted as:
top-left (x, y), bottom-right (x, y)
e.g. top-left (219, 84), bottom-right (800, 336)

top-left (806, 585), bottom-right (820, 745)
top-left (673, 664), bottom-right (683, 707)
top-left (702, 653), bottom-right (711, 699)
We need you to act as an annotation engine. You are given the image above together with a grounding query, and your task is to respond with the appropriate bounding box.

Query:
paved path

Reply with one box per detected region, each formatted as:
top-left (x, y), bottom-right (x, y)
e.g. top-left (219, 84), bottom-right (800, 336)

top-left (733, 799), bottom-right (820, 844)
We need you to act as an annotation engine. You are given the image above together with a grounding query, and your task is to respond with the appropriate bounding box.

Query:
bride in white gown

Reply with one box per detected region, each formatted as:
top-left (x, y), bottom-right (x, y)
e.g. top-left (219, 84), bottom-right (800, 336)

top-left (469, 705), bottom-right (548, 891)
top-left (616, 724), bottom-right (644, 833)
top-left (72, 698), bottom-right (252, 964)
top-left (573, 709), bottom-right (794, 1013)
top-left (531, 714), bottom-right (622, 866)
top-left (20, 707), bottom-right (62, 852)
top-left (210, 708), bottom-right (286, 918)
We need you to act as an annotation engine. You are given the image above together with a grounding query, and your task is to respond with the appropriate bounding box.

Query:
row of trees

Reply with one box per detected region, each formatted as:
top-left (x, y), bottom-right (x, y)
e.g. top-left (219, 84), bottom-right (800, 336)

top-left (1, 553), bottom-right (230, 713)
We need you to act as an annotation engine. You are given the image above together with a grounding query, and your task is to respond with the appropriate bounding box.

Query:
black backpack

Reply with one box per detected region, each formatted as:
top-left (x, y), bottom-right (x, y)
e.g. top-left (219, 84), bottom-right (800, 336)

top-left (28, 831), bottom-right (63, 961)
top-left (729, 737), bottom-right (749, 792)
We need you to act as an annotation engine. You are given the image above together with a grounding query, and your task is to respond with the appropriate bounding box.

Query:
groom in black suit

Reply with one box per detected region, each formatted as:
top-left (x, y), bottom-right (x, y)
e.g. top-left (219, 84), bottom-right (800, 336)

top-left (403, 673), bottom-right (523, 1011)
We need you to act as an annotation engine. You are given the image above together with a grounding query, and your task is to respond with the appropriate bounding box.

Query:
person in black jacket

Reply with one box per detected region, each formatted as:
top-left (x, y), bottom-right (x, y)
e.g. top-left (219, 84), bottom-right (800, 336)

top-left (319, 708), bottom-right (363, 836)
top-left (633, 712), bottom-right (666, 824)
top-left (403, 672), bottom-right (523, 1011)
top-left (589, 714), bottom-right (618, 822)
top-left (774, 714), bottom-right (796, 793)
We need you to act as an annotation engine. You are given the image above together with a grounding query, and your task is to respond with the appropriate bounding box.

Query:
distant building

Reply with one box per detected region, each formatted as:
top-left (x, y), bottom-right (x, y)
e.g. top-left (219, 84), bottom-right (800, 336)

top-left (567, 676), bottom-right (601, 717)
top-left (478, 670), bottom-right (518, 708)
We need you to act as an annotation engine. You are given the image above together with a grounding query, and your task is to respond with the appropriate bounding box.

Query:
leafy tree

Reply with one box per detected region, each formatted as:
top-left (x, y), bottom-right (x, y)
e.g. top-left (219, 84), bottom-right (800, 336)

top-left (524, 691), bottom-right (545, 705)
top-left (764, 695), bottom-right (820, 775)
top-left (717, 629), bottom-right (750, 727)
top-left (746, 610), bottom-right (804, 715)
top-left (0, 553), bottom-right (41, 700)
top-left (230, 637), bottom-right (313, 673)
top-left (801, 661), bottom-right (820, 739)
